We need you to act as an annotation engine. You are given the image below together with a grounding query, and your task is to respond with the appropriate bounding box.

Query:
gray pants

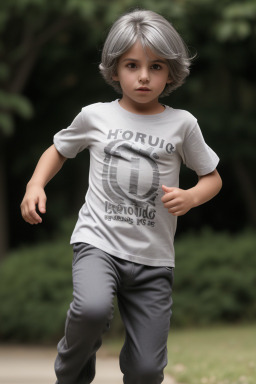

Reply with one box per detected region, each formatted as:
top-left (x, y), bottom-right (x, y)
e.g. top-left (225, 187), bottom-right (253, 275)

top-left (55, 243), bottom-right (173, 384)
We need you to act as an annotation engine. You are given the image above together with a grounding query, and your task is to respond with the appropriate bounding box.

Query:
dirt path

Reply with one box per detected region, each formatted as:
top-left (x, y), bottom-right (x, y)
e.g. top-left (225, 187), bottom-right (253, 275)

top-left (0, 345), bottom-right (175, 384)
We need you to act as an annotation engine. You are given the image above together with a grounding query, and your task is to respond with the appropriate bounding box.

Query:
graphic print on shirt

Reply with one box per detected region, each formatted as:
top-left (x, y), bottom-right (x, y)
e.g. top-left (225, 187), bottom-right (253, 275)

top-left (102, 129), bottom-right (175, 227)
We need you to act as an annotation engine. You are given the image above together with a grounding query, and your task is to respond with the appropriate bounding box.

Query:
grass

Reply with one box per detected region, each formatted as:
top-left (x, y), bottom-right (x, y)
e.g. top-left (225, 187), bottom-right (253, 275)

top-left (166, 324), bottom-right (256, 384)
top-left (103, 324), bottom-right (256, 384)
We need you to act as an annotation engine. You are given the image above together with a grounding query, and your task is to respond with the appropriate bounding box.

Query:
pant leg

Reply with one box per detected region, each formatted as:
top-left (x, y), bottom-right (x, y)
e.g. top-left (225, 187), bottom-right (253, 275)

top-left (55, 243), bottom-right (118, 384)
top-left (118, 264), bottom-right (174, 384)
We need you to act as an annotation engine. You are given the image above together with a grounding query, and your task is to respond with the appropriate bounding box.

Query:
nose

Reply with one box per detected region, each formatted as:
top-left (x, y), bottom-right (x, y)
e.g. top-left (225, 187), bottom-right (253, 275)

top-left (139, 67), bottom-right (150, 83)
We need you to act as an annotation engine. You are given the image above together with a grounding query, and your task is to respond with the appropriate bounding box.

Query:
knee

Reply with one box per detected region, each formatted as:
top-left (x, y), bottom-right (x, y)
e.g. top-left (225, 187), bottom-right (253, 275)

top-left (71, 298), bottom-right (113, 324)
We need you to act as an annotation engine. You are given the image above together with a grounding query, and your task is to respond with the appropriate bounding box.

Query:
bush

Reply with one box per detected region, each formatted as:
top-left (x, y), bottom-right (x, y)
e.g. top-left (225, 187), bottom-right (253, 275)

top-left (0, 240), bottom-right (73, 342)
top-left (172, 229), bottom-right (256, 326)
top-left (0, 229), bottom-right (256, 342)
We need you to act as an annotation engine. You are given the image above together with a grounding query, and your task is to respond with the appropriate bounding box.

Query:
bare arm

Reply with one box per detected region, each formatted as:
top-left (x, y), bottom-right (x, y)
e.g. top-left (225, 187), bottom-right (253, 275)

top-left (20, 144), bottom-right (67, 224)
top-left (161, 169), bottom-right (222, 216)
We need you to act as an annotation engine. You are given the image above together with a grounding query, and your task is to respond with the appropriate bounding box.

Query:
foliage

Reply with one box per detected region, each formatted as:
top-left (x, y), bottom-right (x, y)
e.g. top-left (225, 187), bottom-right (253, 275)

top-left (0, 230), bottom-right (256, 342)
top-left (172, 229), bottom-right (256, 327)
top-left (0, 91), bottom-right (33, 135)
top-left (0, 238), bottom-right (73, 342)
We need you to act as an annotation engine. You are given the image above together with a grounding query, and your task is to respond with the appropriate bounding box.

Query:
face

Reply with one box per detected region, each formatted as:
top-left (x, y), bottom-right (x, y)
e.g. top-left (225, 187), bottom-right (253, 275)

top-left (112, 41), bottom-right (172, 114)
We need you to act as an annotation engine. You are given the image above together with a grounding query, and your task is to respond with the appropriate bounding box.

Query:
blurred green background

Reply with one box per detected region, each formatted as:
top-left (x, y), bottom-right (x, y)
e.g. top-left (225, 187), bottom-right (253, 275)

top-left (0, 0), bottom-right (256, 343)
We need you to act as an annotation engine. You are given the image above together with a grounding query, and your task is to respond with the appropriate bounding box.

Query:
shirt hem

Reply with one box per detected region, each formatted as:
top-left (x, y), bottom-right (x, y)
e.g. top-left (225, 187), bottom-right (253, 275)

top-left (70, 235), bottom-right (175, 267)
top-left (195, 159), bottom-right (219, 176)
top-left (54, 140), bottom-right (76, 159)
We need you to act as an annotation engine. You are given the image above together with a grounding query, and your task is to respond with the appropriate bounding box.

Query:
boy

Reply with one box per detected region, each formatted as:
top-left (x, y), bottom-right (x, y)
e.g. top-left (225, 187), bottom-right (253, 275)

top-left (21, 9), bottom-right (222, 384)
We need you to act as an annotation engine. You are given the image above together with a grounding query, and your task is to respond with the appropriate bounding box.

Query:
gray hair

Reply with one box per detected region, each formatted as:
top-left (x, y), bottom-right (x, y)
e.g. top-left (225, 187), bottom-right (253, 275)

top-left (99, 9), bottom-right (192, 97)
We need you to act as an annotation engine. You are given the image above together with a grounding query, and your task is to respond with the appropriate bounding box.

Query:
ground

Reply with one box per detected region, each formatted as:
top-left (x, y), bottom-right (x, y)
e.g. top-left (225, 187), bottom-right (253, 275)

top-left (0, 345), bottom-right (175, 384)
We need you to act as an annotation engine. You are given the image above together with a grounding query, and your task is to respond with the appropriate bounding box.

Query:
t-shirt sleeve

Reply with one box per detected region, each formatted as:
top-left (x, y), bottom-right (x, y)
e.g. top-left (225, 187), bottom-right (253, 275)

top-left (182, 122), bottom-right (219, 176)
top-left (53, 111), bottom-right (88, 158)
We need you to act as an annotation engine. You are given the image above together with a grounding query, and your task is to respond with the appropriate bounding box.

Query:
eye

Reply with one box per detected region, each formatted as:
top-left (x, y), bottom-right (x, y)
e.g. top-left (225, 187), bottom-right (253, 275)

top-left (127, 63), bottom-right (137, 69)
top-left (151, 64), bottom-right (162, 70)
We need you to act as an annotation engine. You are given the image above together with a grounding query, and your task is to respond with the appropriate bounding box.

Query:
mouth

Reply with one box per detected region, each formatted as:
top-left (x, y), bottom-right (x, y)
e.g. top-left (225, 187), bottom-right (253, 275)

top-left (136, 87), bottom-right (151, 92)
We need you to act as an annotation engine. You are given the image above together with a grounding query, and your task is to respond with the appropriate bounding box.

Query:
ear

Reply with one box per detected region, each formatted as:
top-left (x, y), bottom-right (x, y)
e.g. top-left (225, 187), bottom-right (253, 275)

top-left (166, 77), bottom-right (172, 84)
top-left (112, 74), bottom-right (119, 81)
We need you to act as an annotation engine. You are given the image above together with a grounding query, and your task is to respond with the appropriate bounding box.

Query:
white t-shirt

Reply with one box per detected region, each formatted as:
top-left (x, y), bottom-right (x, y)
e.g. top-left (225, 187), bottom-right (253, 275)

top-left (54, 100), bottom-right (219, 267)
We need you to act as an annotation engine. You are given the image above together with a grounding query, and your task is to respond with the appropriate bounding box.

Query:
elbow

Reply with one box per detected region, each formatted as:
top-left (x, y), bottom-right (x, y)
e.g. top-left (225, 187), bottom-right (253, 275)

top-left (214, 169), bottom-right (223, 194)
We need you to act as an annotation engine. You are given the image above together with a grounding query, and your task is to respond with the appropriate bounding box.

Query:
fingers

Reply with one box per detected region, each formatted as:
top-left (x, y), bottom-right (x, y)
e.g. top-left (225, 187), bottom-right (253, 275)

top-left (166, 202), bottom-right (182, 216)
top-left (161, 184), bottom-right (174, 196)
top-left (20, 190), bottom-right (47, 225)
top-left (161, 186), bottom-right (178, 205)
top-left (162, 185), bottom-right (170, 193)
top-left (38, 195), bottom-right (47, 214)
top-left (167, 207), bottom-right (183, 216)
top-left (161, 196), bottom-right (181, 216)
top-left (21, 200), bottom-right (42, 224)
top-left (161, 186), bottom-right (189, 216)
top-left (167, 203), bottom-right (186, 216)
top-left (161, 187), bottom-right (174, 204)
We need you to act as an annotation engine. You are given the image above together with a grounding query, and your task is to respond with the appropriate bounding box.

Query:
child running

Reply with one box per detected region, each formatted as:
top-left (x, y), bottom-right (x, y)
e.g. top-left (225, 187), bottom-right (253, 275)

top-left (21, 9), bottom-right (222, 384)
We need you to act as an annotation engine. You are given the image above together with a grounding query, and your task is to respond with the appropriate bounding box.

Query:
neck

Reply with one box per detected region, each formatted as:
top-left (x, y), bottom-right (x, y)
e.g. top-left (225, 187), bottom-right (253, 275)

top-left (118, 98), bottom-right (165, 115)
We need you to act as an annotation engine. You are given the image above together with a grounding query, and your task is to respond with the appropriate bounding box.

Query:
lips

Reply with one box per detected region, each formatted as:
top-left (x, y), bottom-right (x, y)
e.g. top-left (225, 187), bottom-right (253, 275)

top-left (136, 87), bottom-right (151, 92)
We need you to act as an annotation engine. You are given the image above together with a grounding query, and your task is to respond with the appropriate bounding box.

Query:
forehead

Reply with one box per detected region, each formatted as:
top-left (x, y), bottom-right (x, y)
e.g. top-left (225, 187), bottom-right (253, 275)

top-left (119, 40), bottom-right (168, 63)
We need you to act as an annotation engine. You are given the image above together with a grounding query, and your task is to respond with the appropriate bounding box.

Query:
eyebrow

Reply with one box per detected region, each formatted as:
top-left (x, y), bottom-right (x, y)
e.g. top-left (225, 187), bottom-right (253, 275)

top-left (121, 58), bottom-right (168, 64)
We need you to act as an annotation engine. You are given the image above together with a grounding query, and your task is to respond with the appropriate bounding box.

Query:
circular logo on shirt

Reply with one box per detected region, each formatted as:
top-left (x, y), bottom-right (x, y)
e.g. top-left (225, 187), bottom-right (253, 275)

top-left (102, 140), bottom-right (160, 207)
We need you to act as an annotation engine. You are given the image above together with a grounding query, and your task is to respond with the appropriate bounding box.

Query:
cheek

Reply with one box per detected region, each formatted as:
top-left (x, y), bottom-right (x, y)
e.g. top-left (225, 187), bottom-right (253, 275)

top-left (157, 77), bottom-right (170, 88)
top-left (153, 72), bottom-right (170, 84)
top-left (119, 76), bottom-right (132, 87)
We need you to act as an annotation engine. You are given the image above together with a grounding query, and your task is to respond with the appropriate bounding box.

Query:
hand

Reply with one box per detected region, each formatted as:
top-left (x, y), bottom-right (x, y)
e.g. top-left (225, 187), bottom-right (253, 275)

top-left (20, 184), bottom-right (47, 224)
top-left (161, 185), bottom-right (195, 216)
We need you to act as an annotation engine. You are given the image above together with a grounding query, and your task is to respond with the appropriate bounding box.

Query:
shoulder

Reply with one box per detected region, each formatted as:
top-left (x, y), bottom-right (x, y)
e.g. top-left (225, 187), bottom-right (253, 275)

top-left (165, 106), bottom-right (198, 127)
top-left (81, 101), bottom-right (114, 116)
